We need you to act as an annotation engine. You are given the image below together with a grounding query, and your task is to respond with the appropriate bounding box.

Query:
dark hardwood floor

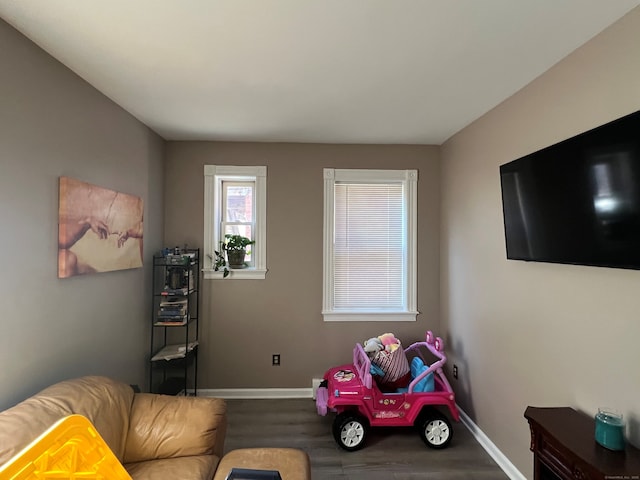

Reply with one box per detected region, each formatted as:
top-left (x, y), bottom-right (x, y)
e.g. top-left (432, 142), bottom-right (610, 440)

top-left (222, 398), bottom-right (510, 479)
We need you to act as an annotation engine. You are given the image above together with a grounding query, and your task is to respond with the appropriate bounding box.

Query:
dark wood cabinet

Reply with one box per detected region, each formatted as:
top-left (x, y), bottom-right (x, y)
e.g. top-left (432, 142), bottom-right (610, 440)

top-left (525, 406), bottom-right (640, 480)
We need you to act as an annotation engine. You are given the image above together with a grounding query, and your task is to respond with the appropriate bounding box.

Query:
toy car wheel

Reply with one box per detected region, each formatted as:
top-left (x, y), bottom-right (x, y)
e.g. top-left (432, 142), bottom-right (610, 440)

top-left (332, 412), bottom-right (368, 451)
top-left (420, 413), bottom-right (452, 449)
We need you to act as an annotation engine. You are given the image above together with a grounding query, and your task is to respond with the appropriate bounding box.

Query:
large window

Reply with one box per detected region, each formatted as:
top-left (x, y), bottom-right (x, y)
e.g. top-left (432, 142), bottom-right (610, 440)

top-left (204, 165), bottom-right (266, 279)
top-left (323, 168), bottom-right (418, 321)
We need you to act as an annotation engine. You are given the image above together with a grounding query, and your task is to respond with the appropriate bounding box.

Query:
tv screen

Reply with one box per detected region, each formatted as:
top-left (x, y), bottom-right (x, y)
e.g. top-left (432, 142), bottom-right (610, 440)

top-left (499, 110), bottom-right (640, 270)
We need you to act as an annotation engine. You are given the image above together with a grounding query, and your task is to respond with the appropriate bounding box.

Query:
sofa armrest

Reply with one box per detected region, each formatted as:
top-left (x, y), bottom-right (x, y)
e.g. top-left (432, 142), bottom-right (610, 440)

top-left (123, 393), bottom-right (227, 464)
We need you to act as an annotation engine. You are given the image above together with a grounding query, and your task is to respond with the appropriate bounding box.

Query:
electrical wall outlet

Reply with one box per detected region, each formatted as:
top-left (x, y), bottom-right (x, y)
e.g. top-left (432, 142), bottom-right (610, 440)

top-left (452, 364), bottom-right (458, 379)
top-left (272, 354), bottom-right (280, 366)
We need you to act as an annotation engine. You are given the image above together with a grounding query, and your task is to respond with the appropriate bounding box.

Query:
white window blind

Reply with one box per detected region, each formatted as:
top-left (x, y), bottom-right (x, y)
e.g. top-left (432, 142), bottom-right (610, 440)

top-left (334, 183), bottom-right (404, 309)
top-left (323, 168), bottom-right (418, 322)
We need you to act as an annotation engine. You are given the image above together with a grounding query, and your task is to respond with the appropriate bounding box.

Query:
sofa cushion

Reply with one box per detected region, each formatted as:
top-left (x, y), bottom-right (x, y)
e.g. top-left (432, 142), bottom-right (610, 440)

top-left (124, 393), bottom-right (227, 463)
top-left (125, 455), bottom-right (220, 480)
top-left (0, 376), bottom-right (134, 466)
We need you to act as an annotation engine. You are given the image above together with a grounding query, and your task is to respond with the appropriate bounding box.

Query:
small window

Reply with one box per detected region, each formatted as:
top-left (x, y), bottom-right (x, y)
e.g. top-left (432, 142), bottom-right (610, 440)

top-left (204, 166), bottom-right (266, 279)
top-left (222, 181), bottom-right (255, 265)
top-left (323, 168), bottom-right (418, 321)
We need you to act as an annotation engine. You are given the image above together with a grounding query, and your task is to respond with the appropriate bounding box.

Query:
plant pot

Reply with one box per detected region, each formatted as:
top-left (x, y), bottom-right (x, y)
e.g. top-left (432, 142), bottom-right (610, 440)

top-left (227, 249), bottom-right (246, 268)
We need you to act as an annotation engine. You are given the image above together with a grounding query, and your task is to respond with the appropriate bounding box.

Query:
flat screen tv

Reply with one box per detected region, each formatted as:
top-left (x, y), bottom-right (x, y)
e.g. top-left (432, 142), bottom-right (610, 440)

top-left (500, 110), bottom-right (640, 270)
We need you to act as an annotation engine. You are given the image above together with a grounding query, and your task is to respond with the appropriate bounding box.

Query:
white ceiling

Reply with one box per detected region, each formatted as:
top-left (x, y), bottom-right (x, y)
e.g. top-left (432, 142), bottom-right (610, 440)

top-left (1, 1), bottom-right (639, 145)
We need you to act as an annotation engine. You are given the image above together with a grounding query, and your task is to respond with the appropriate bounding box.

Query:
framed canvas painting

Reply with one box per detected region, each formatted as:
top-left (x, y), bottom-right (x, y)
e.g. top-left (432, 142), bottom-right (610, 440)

top-left (58, 177), bottom-right (143, 278)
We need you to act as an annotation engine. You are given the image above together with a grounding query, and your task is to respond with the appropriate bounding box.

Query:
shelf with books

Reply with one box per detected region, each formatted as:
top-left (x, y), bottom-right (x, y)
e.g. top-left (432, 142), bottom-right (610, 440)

top-left (159, 288), bottom-right (195, 297)
top-left (149, 248), bottom-right (199, 395)
top-left (153, 318), bottom-right (189, 327)
top-left (151, 342), bottom-right (198, 362)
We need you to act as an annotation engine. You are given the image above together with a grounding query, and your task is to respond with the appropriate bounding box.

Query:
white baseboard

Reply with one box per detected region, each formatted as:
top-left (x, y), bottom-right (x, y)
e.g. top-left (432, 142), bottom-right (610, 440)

top-left (458, 406), bottom-right (527, 480)
top-left (197, 388), bottom-right (313, 399)
top-left (195, 389), bottom-right (524, 479)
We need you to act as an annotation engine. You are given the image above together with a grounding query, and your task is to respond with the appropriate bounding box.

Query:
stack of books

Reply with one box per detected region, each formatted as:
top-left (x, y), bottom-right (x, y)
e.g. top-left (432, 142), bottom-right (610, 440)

top-left (155, 297), bottom-right (188, 325)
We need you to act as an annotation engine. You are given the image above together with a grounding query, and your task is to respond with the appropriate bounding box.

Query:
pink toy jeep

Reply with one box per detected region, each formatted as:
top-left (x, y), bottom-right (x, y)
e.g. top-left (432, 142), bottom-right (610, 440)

top-left (316, 331), bottom-right (460, 451)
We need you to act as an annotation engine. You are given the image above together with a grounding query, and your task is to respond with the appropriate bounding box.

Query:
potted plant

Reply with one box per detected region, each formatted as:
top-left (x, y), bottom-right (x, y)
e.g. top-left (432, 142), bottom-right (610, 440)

top-left (213, 234), bottom-right (255, 276)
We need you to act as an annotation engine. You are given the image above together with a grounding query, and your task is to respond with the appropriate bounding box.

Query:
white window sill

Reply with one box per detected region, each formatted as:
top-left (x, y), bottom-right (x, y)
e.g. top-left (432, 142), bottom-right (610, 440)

top-left (322, 311), bottom-right (418, 322)
top-left (203, 268), bottom-right (267, 280)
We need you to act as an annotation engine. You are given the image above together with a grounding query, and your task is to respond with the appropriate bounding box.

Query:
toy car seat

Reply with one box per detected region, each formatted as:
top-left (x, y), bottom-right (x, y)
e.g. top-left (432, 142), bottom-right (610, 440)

top-left (397, 357), bottom-right (434, 393)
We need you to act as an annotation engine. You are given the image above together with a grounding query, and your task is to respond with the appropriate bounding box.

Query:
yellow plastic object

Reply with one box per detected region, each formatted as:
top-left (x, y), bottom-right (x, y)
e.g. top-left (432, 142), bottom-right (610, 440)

top-left (0, 414), bottom-right (131, 480)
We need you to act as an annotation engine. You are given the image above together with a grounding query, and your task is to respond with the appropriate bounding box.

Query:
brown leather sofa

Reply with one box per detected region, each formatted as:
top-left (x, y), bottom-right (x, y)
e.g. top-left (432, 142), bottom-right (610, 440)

top-left (0, 376), bottom-right (227, 479)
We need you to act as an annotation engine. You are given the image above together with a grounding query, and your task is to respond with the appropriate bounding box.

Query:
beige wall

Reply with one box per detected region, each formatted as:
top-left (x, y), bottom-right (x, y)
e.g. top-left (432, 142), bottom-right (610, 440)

top-left (164, 142), bottom-right (440, 388)
top-left (441, 7), bottom-right (640, 478)
top-left (0, 19), bottom-right (165, 409)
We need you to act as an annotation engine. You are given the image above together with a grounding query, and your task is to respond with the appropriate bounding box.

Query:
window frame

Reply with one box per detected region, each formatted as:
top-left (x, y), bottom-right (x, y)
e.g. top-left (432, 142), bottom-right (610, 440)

top-left (322, 168), bottom-right (418, 322)
top-left (204, 165), bottom-right (267, 280)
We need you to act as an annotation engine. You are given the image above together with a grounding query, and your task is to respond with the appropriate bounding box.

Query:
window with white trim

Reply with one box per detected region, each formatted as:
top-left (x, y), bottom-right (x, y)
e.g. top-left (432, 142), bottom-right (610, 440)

top-left (323, 168), bottom-right (418, 321)
top-left (204, 165), bottom-right (267, 279)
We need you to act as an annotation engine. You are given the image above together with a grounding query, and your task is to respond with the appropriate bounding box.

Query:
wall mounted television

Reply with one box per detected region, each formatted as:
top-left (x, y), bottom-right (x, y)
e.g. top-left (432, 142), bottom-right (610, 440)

top-left (499, 110), bottom-right (640, 270)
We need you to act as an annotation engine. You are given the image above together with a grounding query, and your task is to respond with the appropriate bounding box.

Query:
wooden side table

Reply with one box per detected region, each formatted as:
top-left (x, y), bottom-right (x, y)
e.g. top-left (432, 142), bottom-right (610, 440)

top-left (524, 406), bottom-right (640, 480)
